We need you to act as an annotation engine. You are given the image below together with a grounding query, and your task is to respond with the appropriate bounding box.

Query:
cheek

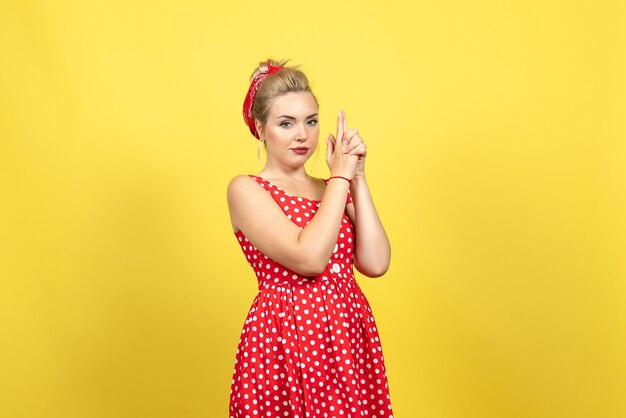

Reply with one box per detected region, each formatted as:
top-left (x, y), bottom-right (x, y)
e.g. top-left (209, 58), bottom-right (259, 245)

top-left (267, 126), bottom-right (288, 141)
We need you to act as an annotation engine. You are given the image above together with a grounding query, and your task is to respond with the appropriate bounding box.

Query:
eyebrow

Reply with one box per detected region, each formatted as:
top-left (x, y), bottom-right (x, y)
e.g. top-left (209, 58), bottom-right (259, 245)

top-left (276, 113), bottom-right (319, 120)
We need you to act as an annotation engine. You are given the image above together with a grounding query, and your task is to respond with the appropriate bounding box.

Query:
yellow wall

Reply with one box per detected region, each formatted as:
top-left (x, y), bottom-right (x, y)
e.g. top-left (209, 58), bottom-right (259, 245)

top-left (1, 1), bottom-right (624, 417)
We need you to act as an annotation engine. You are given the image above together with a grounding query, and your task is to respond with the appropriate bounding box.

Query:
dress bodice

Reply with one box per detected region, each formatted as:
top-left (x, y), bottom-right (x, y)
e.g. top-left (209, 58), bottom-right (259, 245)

top-left (233, 175), bottom-right (355, 290)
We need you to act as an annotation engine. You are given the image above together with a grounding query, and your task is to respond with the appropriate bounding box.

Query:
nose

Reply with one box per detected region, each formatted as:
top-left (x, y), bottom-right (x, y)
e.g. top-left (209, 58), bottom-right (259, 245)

top-left (295, 123), bottom-right (307, 141)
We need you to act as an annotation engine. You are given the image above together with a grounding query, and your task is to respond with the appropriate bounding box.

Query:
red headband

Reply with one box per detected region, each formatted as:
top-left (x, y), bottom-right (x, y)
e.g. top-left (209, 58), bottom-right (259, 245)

top-left (242, 60), bottom-right (285, 140)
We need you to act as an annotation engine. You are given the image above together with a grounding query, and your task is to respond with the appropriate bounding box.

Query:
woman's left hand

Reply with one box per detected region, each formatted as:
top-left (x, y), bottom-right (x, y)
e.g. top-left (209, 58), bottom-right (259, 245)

top-left (328, 110), bottom-right (367, 178)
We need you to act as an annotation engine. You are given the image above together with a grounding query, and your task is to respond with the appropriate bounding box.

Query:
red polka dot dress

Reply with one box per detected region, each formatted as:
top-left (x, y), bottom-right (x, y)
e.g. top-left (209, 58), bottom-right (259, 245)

top-left (229, 174), bottom-right (394, 418)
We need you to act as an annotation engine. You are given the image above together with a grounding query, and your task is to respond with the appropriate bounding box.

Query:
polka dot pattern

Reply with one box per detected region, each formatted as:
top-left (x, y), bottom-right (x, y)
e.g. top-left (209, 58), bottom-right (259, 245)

top-left (229, 175), bottom-right (394, 418)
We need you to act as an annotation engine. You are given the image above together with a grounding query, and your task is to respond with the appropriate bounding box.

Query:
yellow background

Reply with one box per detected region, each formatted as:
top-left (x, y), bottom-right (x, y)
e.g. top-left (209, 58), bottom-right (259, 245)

top-left (1, 1), bottom-right (624, 417)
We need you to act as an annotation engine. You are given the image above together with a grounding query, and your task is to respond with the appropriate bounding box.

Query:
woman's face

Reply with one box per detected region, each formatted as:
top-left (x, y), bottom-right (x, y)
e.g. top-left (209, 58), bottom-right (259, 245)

top-left (257, 91), bottom-right (319, 167)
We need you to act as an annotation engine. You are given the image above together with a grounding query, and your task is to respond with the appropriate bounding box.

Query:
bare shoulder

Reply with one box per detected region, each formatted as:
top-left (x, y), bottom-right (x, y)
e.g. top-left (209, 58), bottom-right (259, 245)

top-left (227, 174), bottom-right (258, 206)
top-left (227, 175), bottom-right (264, 232)
top-left (226, 173), bottom-right (279, 215)
top-left (227, 174), bottom-right (252, 193)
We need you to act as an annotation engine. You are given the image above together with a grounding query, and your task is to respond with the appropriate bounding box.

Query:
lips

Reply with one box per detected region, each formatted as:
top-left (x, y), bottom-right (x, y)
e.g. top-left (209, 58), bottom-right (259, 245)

top-left (292, 147), bottom-right (309, 151)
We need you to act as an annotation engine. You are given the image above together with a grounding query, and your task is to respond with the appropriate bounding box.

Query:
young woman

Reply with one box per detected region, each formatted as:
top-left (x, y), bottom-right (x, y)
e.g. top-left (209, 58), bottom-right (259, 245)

top-left (227, 58), bottom-right (394, 418)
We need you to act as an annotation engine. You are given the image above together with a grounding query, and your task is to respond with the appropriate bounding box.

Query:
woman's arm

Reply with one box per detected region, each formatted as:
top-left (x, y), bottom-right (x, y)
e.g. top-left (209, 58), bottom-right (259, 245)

top-left (228, 174), bottom-right (351, 276)
top-left (344, 174), bottom-right (391, 277)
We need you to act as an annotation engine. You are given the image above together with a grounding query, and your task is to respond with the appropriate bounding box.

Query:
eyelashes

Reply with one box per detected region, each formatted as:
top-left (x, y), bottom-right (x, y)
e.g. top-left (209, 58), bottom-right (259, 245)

top-left (279, 119), bottom-right (318, 128)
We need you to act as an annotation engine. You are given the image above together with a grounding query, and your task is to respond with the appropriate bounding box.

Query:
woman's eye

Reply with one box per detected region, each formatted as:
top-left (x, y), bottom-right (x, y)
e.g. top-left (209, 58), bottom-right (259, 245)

top-left (280, 119), bottom-right (317, 128)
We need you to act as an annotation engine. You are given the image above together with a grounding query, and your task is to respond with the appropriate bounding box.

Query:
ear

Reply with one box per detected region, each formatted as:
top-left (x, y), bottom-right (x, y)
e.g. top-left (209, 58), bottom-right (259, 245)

top-left (254, 119), bottom-right (264, 139)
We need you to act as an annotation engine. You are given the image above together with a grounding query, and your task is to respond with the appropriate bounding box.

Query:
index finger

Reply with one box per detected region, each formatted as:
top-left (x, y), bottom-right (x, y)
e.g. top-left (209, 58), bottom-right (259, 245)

top-left (337, 110), bottom-right (344, 142)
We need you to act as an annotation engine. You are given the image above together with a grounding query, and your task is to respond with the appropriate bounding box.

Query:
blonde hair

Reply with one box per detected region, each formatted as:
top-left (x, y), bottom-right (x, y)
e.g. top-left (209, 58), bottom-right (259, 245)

top-left (249, 58), bottom-right (320, 146)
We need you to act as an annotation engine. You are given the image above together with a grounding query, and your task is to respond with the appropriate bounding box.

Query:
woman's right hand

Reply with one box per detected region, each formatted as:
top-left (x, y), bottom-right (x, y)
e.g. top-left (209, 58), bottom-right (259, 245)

top-left (326, 110), bottom-right (359, 179)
